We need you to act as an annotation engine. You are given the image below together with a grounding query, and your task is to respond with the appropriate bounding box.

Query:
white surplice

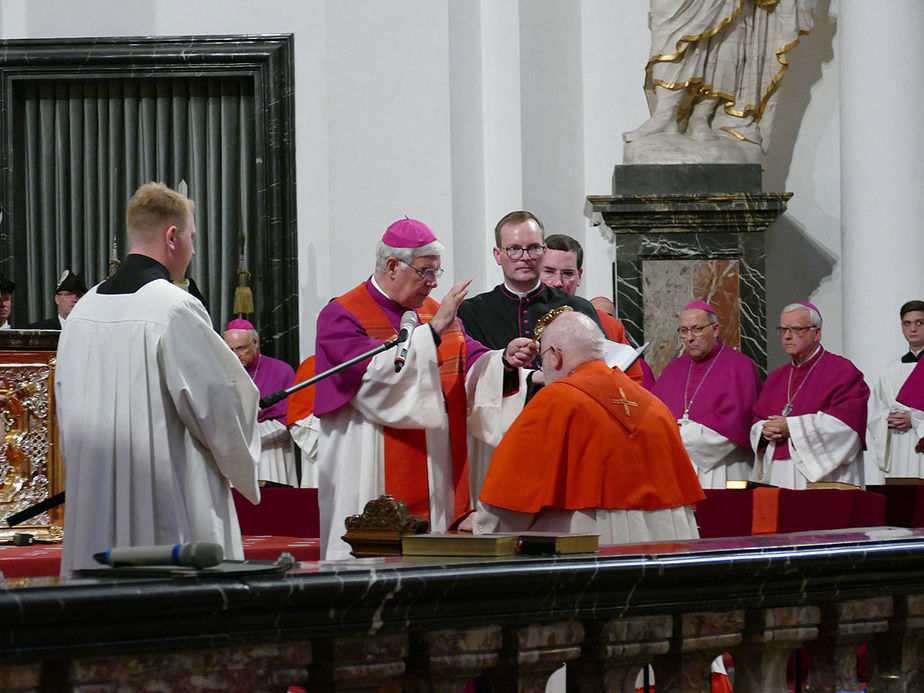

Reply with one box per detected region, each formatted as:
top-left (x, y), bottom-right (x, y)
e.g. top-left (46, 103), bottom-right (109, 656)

top-left (867, 358), bottom-right (924, 480)
top-left (473, 502), bottom-right (700, 544)
top-left (465, 359), bottom-right (529, 504)
top-left (257, 419), bottom-right (299, 486)
top-left (289, 414), bottom-right (320, 487)
top-left (317, 329), bottom-right (515, 560)
top-left (750, 412), bottom-right (864, 489)
top-left (56, 281), bottom-right (261, 575)
top-left (679, 420), bottom-right (753, 489)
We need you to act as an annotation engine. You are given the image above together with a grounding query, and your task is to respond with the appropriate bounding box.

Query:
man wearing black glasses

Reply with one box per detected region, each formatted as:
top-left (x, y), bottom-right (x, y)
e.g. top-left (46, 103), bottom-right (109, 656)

top-left (313, 218), bottom-right (538, 560)
top-left (457, 210), bottom-right (602, 357)
top-left (651, 300), bottom-right (762, 489)
top-left (751, 301), bottom-right (869, 489)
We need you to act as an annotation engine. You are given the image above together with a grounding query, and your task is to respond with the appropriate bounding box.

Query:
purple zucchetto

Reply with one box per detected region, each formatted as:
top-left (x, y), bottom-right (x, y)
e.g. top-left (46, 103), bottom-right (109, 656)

top-left (683, 300), bottom-right (716, 314)
top-left (225, 318), bottom-right (256, 332)
top-left (794, 301), bottom-right (821, 317)
top-left (381, 218), bottom-right (438, 248)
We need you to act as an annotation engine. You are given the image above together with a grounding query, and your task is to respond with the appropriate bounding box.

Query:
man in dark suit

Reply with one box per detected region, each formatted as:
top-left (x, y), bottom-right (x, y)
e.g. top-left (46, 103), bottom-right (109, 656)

top-left (29, 270), bottom-right (87, 330)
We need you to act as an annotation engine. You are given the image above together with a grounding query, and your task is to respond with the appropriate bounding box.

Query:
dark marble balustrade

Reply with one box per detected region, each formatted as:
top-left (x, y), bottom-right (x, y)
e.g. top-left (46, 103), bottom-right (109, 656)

top-left (2, 527), bottom-right (923, 691)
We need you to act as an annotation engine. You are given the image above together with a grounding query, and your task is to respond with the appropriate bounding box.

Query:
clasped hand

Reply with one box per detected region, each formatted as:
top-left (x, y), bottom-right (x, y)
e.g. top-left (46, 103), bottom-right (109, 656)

top-left (887, 410), bottom-right (911, 430)
top-left (762, 415), bottom-right (790, 442)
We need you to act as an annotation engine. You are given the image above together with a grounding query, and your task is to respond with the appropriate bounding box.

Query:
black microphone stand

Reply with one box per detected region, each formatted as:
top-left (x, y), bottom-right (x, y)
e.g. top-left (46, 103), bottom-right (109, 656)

top-left (259, 335), bottom-right (402, 409)
top-left (7, 337), bottom-right (404, 528)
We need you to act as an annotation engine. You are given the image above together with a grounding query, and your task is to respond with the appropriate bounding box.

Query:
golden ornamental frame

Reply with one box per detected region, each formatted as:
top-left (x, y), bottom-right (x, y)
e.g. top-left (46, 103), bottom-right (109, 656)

top-left (0, 330), bottom-right (63, 542)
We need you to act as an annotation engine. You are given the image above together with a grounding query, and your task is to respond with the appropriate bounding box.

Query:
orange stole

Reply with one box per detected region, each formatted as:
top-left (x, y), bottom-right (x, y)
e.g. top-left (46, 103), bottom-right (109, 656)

top-left (334, 286), bottom-right (471, 520)
top-left (286, 355), bottom-right (316, 427)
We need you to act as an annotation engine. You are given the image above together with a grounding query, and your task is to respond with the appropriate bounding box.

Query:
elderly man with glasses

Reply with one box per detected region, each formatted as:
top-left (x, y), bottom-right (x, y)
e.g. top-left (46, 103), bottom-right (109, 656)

top-left (313, 218), bottom-right (537, 560)
top-left (457, 211), bottom-right (602, 356)
top-left (750, 301), bottom-right (870, 489)
top-left (651, 300), bottom-right (763, 489)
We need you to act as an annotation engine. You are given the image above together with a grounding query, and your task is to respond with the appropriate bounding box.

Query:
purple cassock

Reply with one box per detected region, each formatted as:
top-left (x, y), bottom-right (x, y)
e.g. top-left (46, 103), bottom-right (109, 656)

top-left (897, 357), bottom-right (924, 410)
top-left (752, 348), bottom-right (870, 459)
top-left (651, 340), bottom-right (762, 449)
top-left (250, 354), bottom-right (296, 423)
top-left (314, 278), bottom-right (490, 417)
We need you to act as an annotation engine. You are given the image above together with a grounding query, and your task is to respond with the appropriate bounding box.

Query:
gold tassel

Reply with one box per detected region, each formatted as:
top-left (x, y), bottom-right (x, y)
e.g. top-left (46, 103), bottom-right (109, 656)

top-left (233, 269), bottom-right (254, 314)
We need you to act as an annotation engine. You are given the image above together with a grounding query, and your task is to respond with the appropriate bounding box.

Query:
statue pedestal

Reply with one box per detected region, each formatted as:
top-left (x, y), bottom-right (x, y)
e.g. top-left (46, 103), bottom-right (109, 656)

top-left (585, 164), bottom-right (789, 377)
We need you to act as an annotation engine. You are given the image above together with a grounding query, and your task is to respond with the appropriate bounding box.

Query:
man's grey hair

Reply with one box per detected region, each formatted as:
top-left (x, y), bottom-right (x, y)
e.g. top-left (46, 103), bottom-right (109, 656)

top-left (224, 327), bottom-right (259, 344)
top-left (782, 302), bottom-right (822, 327)
top-left (543, 311), bottom-right (606, 363)
top-left (374, 239), bottom-right (445, 274)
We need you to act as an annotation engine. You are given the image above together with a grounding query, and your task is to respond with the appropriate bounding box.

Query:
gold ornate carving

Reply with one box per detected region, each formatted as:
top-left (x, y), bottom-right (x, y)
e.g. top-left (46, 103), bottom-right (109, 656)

top-left (344, 494), bottom-right (429, 534)
top-left (533, 305), bottom-right (573, 341)
top-left (342, 495), bottom-right (429, 558)
top-left (0, 342), bottom-right (63, 543)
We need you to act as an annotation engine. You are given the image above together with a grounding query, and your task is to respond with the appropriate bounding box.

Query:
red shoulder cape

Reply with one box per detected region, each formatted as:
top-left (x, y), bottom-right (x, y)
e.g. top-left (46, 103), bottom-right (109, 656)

top-left (480, 361), bottom-right (704, 512)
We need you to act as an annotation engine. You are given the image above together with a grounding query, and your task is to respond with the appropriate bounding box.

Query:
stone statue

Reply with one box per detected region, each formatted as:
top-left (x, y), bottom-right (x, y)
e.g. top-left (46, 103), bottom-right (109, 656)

top-left (624, 0), bottom-right (815, 164)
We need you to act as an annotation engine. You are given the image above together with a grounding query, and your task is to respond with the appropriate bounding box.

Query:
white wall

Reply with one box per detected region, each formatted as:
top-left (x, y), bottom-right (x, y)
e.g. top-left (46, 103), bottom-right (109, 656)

top-left (4, 0), bottom-right (908, 382)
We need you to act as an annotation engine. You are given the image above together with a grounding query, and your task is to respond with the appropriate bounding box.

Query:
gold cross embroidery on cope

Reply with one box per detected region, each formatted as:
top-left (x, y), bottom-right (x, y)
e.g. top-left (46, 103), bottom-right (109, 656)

top-left (612, 388), bottom-right (638, 417)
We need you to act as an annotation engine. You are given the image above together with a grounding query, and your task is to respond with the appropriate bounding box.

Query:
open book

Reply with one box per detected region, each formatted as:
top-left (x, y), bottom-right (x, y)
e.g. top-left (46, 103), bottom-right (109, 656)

top-left (605, 340), bottom-right (648, 373)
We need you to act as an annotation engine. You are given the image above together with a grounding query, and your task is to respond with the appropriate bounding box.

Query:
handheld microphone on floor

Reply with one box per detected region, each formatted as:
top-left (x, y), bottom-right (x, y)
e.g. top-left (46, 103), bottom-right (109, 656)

top-left (93, 541), bottom-right (224, 569)
top-left (393, 311), bottom-right (418, 373)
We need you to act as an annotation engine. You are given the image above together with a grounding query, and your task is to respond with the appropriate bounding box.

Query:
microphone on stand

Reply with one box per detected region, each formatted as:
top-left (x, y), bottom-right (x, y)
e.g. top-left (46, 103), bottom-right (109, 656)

top-left (394, 311), bottom-right (418, 373)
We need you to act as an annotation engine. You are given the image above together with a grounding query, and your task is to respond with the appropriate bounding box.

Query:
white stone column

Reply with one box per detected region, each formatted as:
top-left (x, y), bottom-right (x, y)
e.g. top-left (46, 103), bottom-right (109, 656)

top-left (449, 0), bottom-right (524, 292)
top-left (841, 0), bottom-right (924, 380)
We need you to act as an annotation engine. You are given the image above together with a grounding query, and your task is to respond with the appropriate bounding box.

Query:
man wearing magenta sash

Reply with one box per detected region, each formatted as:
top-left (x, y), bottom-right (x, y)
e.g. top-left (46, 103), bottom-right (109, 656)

top-left (867, 301), bottom-right (924, 480)
top-left (751, 302), bottom-right (870, 489)
top-left (652, 301), bottom-right (763, 488)
top-left (896, 352), bottom-right (924, 455)
top-left (314, 219), bottom-right (537, 560)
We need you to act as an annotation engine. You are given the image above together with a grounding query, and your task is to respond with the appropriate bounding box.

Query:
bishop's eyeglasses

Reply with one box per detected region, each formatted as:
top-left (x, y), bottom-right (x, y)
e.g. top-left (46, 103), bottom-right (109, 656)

top-left (775, 325), bottom-right (818, 336)
top-left (677, 324), bottom-right (711, 337)
top-left (500, 244), bottom-right (546, 260)
top-left (398, 259), bottom-right (444, 281)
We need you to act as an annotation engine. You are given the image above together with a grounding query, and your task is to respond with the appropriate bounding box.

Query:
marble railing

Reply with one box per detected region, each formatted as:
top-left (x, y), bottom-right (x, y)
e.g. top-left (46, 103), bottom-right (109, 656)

top-left (2, 527), bottom-right (924, 692)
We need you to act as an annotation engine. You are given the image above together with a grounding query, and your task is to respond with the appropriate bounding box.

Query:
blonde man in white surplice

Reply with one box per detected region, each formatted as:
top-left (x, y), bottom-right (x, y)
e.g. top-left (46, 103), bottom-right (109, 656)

top-left (57, 183), bottom-right (261, 575)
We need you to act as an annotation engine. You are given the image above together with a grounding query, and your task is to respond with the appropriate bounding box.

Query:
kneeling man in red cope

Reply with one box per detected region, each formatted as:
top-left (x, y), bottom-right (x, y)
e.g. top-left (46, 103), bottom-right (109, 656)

top-left (471, 308), bottom-right (704, 543)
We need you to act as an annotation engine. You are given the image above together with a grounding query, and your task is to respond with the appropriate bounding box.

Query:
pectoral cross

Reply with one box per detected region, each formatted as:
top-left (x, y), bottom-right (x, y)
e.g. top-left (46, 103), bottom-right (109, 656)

top-left (612, 388), bottom-right (638, 417)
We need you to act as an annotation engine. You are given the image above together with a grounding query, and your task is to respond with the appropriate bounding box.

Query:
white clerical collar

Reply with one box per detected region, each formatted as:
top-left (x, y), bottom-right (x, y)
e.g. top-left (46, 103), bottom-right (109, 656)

top-left (503, 280), bottom-right (542, 298)
top-left (369, 275), bottom-right (391, 300)
top-left (912, 347), bottom-right (924, 358)
top-left (792, 344), bottom-right (822, 367)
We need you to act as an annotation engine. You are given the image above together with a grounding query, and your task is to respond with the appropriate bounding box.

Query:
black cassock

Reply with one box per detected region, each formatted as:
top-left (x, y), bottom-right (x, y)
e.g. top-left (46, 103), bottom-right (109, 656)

top-left (457, 283), bottom-right (603, 365)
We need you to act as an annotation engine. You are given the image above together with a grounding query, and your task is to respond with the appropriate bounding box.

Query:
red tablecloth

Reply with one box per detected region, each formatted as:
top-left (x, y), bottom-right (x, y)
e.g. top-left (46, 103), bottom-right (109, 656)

top-left (866, 484), bottom-right (924, 528)
top-left (0, 536), bottom-right (320, 580)
top-left (233, 487), bottom-right (319, 538)
top-left (697, 488), bottom-right (886, 539)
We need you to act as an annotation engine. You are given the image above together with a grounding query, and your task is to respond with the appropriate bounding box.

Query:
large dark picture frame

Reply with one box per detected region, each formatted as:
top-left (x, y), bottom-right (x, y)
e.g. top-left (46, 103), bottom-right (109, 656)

top-left (0, 34), bottom-right (298, 366)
